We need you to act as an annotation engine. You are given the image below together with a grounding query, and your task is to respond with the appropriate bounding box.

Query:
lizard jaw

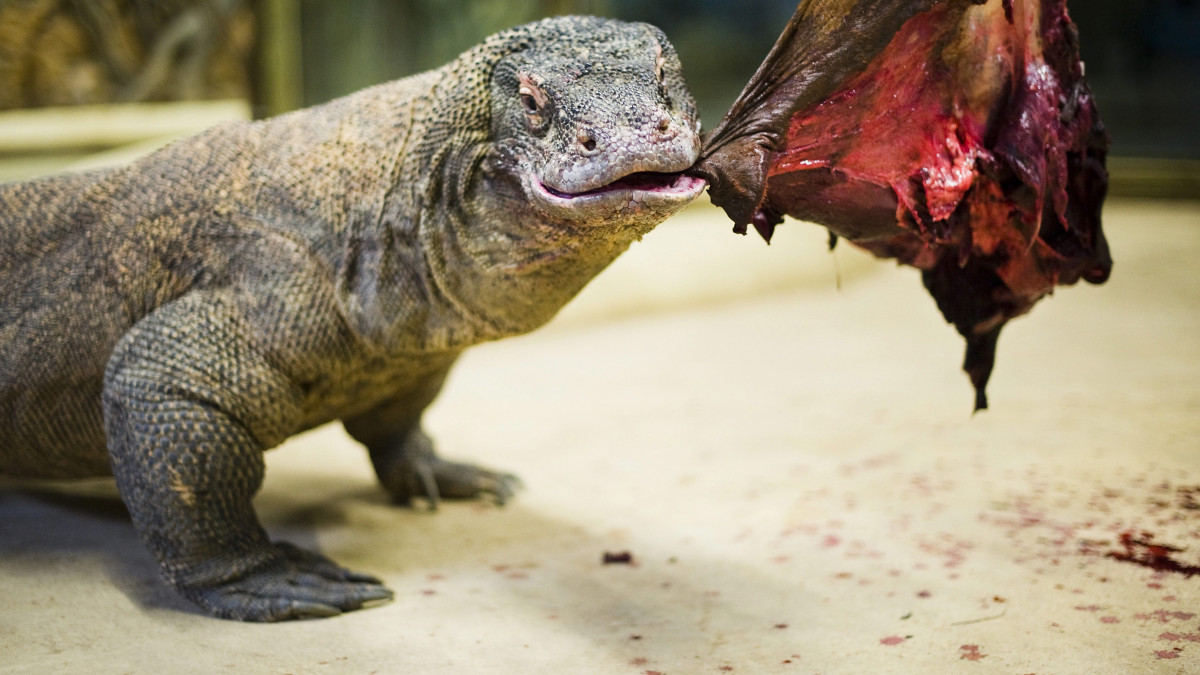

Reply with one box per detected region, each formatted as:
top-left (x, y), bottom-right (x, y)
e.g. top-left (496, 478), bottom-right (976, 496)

top-left (530, 170), bottom-right (706, 222)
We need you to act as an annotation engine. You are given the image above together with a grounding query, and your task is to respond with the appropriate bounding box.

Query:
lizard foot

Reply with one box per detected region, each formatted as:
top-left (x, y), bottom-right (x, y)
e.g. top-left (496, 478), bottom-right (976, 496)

top-left (390, 456), bottom-right (522, 509)
top-left (179, 542), bottom-right (394, 622)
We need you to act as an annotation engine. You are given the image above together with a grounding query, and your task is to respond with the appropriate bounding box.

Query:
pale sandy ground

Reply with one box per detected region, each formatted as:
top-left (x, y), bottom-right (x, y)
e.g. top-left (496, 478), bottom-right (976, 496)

top-left (1, 198), bottom-right (1197, 674)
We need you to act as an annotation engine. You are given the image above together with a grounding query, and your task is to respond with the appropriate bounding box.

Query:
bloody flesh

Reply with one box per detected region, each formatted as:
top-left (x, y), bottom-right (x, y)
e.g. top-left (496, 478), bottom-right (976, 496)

top-left (695, 0), bottom-right (1111, 409)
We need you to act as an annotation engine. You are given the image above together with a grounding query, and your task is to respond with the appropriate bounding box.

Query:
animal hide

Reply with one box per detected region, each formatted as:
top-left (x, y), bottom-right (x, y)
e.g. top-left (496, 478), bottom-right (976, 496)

top-left (692, 0), bottom-right (1111, 410)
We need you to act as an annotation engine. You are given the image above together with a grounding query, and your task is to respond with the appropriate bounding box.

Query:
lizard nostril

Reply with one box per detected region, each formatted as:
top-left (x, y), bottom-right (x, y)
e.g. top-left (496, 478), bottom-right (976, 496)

top-left (654, 113), bottom-right (678, 140)
top-left (578, 130), bottom-right (598, 153)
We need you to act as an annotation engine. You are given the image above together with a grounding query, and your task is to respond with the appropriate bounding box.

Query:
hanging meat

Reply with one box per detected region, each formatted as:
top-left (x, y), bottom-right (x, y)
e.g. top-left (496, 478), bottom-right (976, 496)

top-left (692, 0), bottom-right (1111, 410)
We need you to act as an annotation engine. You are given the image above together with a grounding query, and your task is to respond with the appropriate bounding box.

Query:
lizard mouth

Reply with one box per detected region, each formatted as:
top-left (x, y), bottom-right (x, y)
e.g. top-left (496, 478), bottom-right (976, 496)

top-left (532, 170), bottom-right (706, 219)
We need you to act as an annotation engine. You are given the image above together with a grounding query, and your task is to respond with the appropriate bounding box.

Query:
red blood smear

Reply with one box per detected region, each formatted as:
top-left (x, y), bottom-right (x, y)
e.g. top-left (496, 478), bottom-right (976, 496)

top-left (959, 644), bottom-right (987, 661)
top-left (880, 635), bottom-right (907, 645)
top-left (1162, 633), bottom-right (1200, 643)
top-left (1136, 610), bottom-right (1198, 623)
top-left (1108, 531), bottom-right (1200, 577)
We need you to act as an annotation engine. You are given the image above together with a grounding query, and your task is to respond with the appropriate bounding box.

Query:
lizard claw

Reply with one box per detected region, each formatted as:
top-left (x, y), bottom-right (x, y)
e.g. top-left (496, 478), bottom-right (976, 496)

top-left (365, 429), bottom-right (522, 508)
top-left (177, 542), bottom-right (393, 622)
top-left (392, 456), bottom-right (523, 509)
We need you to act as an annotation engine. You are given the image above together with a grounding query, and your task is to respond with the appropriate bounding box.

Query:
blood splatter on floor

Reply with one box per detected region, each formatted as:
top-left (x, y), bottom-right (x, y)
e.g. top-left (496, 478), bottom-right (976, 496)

top-left (1155, 648), bottom-right (1183, 660)
top-left (1107, 531), bottom-right (1200, 577)
top-left (959, 644), bottom-right (987, 661)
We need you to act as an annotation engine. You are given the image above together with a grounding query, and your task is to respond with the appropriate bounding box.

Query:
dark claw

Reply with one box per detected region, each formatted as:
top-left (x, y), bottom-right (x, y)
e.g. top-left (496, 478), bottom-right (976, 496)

top-left (180, 542), bottom-right (393, 622)
top-left (484, 472), bottom-right (522, 505)
top-left (343, 569), bottom-right (386, 585)
top-left (417, 462), bottom-right (441, 510)
top-left (288, 601), bottom-right (343, 619)
top-left (394, 456), bottom-right (523, 508)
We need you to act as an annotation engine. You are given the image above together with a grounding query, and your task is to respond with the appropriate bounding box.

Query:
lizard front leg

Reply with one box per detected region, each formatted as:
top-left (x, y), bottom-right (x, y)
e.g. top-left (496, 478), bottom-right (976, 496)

top-left (342, 364), bottom-right (520, 508)
top-left (103, 294), bottom-right (392, 621)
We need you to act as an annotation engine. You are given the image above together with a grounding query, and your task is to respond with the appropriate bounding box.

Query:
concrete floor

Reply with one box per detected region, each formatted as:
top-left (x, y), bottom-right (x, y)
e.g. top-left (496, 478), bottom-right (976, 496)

top-left (1, 198), bottom-right (1197, 674)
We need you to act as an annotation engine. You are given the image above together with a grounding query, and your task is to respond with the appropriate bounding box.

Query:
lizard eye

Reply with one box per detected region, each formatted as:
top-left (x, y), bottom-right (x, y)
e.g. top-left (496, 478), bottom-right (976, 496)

top-left (518, 79), bottom-right (546, 115)
top-left (517, 75), bottom-right (550, 132)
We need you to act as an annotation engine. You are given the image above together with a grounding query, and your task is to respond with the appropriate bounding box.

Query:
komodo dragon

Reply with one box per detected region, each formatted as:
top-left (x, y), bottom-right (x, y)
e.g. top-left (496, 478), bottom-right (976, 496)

top-left (0, 16), bottom-right (705, 621)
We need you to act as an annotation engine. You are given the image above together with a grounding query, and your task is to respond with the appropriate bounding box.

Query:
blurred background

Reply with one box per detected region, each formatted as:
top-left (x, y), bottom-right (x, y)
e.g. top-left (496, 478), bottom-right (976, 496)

top-left (0, 0), bottom-right (1197, 192)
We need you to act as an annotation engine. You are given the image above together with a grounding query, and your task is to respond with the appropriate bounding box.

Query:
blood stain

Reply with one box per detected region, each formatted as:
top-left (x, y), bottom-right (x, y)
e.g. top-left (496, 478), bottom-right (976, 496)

top-left (1154, 648), bottom-right (1182, 660)
top-left (917, 590), bottom-right (932, 598)
top-left (1100, 616), bottom-right (1119, 624)
top-left (1107, 531), bottom-right (1200, 577)
top-left (603, 551), bottom-right (634, 565)
top-left (1135, 610), bottom-right (1197, 623)
top-left (959, 644), bottom-right (987, 661)
top-left (880, 636), bottom-right (907, 646)
top-left (1160, 632), bottom-right (1200, 642)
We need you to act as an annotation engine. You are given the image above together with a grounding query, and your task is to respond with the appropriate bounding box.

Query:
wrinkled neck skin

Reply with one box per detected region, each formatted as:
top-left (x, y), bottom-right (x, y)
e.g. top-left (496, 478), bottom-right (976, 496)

top-left (331, 122), bottom-right (662, 356)
top-left (317, 17), bottom-right (704, 355)
top-left (416, 142), bottom-right (655, 346)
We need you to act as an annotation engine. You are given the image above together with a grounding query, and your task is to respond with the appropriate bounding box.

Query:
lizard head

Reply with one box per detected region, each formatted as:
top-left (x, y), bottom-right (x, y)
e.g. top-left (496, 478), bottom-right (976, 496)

top-left (485, 17), bottom-right (705, 230)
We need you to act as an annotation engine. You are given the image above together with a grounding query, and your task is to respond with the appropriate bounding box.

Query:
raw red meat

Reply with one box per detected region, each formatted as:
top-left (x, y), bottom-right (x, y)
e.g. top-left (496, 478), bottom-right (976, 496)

top-left (693, 0), bottom-right (1111, 410)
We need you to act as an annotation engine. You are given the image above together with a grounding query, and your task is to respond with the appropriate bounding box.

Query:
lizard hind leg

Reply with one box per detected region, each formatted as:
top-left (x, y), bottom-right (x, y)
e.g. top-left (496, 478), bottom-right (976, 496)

top-left (367, 426), bottom-right (522, 509)
top-left (341, 367), bottom-right (522, 510)
top-left (103, 294), bottom-right (392, 621)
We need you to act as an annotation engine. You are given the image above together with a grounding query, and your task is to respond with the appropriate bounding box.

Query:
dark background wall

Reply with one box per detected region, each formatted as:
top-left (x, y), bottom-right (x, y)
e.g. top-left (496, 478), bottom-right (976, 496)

top-left (1072, 1), bottom-right (1200, 159)
top-left (0, 0), bottom-right (1194, 162)
top-left (293, 0), bottom-right (1200, 161)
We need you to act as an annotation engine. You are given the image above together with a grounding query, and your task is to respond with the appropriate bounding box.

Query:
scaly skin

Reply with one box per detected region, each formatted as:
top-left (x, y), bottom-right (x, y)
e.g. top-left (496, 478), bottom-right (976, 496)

top-left (0, 16), bottom-right (705, 621)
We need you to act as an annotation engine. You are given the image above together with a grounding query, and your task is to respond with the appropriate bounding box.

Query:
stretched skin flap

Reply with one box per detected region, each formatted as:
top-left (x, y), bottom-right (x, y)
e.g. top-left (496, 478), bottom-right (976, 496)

top-left (693, 0), bottom-right (1111, 410)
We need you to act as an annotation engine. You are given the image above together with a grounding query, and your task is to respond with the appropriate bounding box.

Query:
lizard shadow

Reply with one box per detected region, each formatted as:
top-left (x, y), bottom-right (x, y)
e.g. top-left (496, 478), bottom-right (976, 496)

top-left (0, 472), bottom-right (407, 618)
top-left (0, 479), bottom-right (196, 614)
top-left (2, 470), bottom-right (823, 654)
top-left (0, 467), bottom-right (586, 619)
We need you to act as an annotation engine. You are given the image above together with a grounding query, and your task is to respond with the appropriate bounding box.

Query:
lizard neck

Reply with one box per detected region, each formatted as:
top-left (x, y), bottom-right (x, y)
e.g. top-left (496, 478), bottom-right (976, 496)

top-left (415, 145), bottom-right (650, 342)
top-left (262, 50), bottom-right (661, 353)
top-left (320, 68), bottom-right (652, 352)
